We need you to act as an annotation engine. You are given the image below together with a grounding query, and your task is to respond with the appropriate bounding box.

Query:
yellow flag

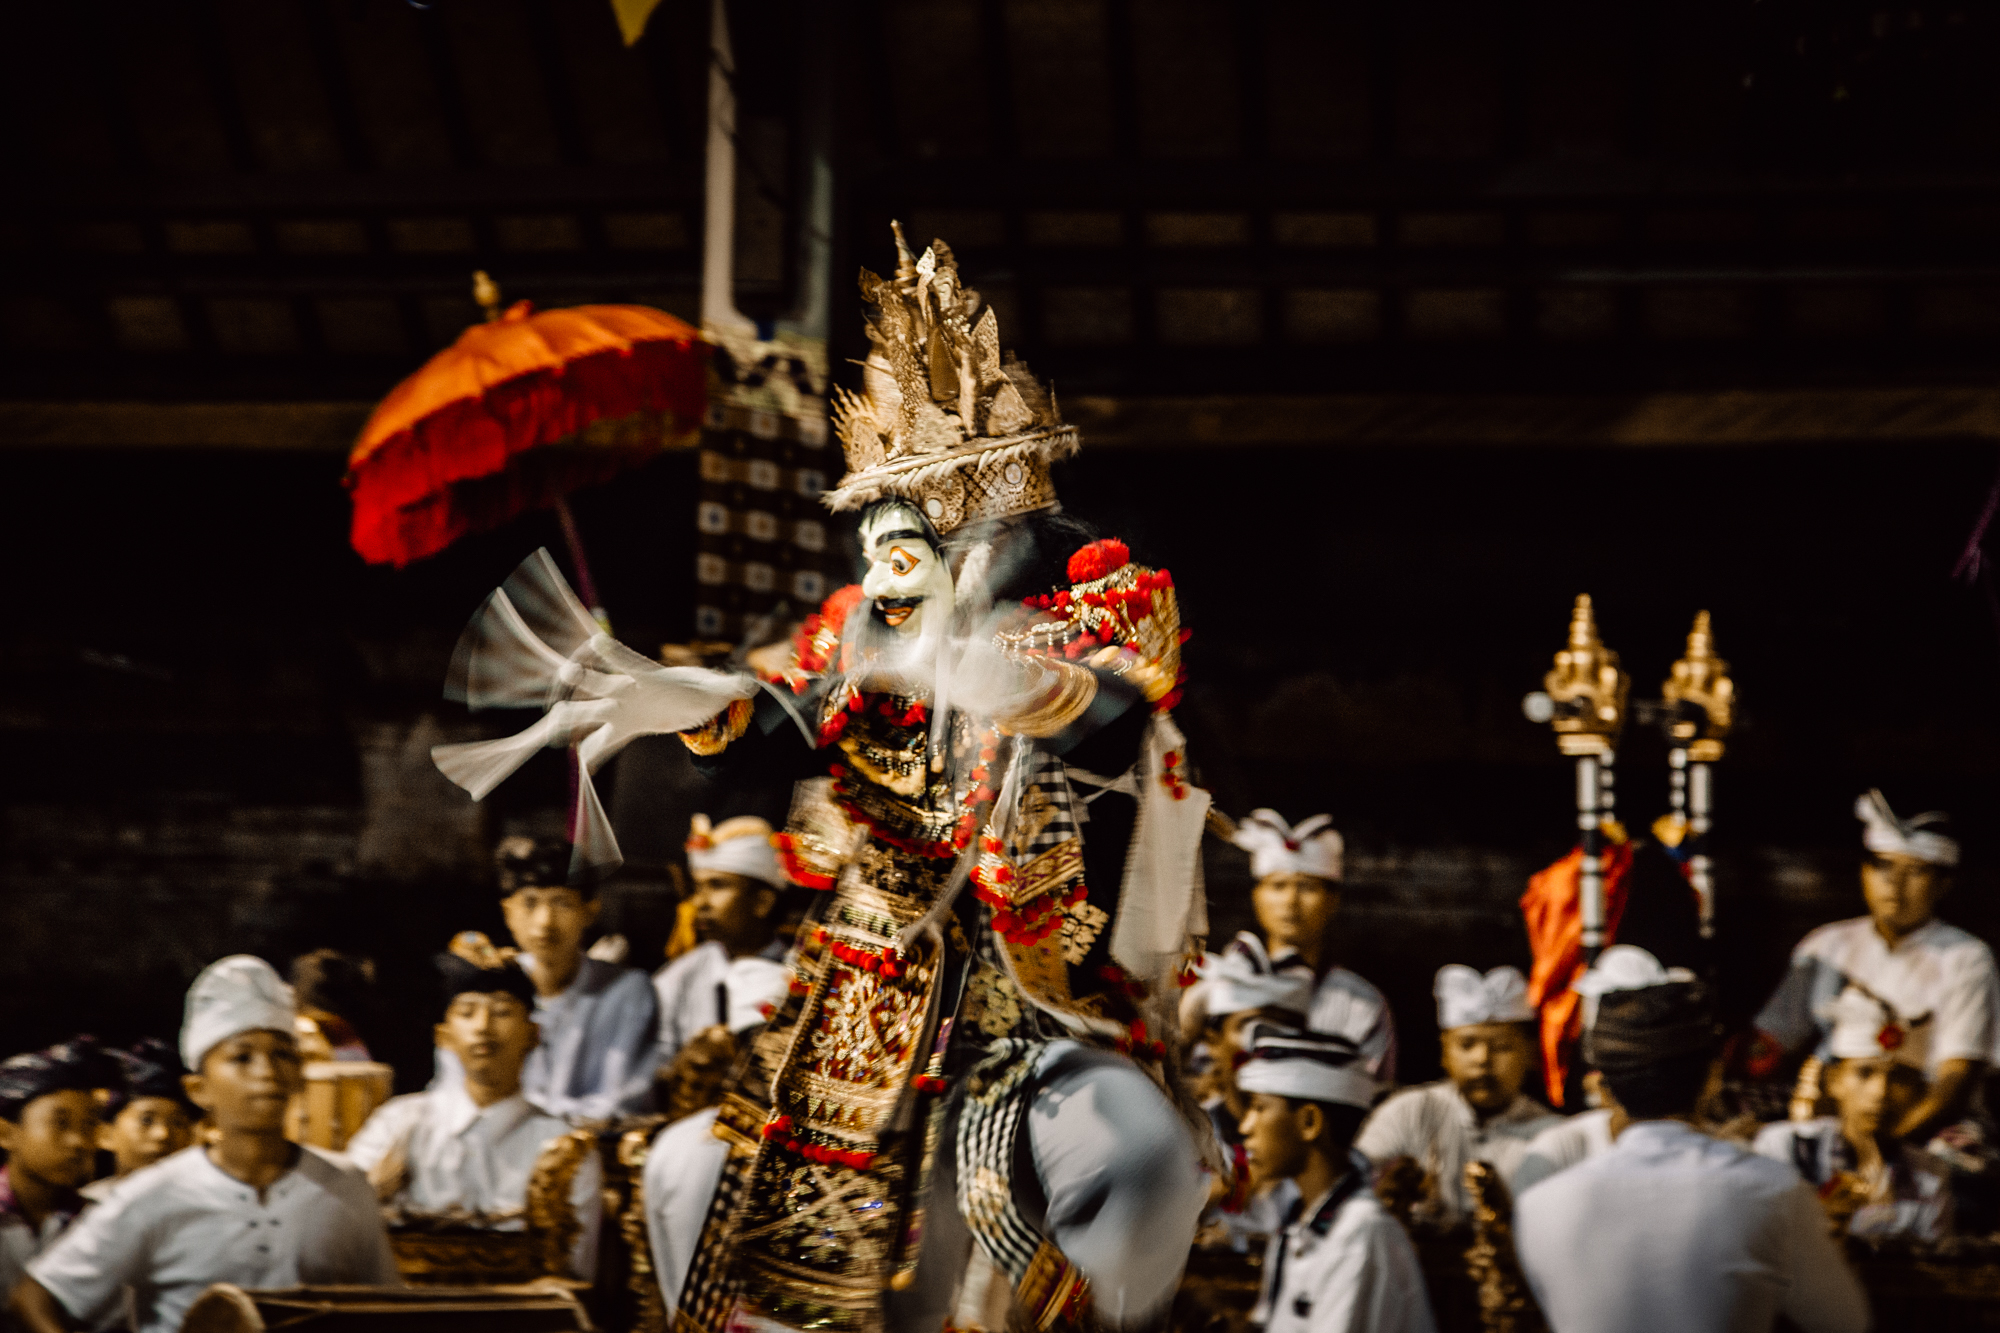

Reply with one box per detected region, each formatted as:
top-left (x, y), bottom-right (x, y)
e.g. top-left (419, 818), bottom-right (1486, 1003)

top-left (610, 0), bottom-right (666, 45)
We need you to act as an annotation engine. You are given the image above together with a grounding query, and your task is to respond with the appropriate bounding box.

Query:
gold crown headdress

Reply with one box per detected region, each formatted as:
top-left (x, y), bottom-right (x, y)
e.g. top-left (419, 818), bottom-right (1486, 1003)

top-left (827, 223), bottom-right (1077, 533)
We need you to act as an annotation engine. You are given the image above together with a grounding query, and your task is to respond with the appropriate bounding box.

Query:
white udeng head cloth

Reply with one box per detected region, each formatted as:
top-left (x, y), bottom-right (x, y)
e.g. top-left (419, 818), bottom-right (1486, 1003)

top-left (686, 814), bottom-right (787, 887)
top-left (1571, 945), bottom-right (1696, 1033)
top-left (181, 955), bottom-right (297, 1071)
top-left (1434, 964), bottom-right (1535, 1030)
top-left (1232, 809), bottom-right (1343, 882)
top-left (725, 956), bottom-right (792, 1034)
top-left (1826, 985), bottom-right (1933, 1070)
top-left (1855, 789), bottom-right (1959, 868)
top-left (1201, 931), bottom-right (1315, 1019)
top-left (1237, 1025), bottom-right (1376, 1109)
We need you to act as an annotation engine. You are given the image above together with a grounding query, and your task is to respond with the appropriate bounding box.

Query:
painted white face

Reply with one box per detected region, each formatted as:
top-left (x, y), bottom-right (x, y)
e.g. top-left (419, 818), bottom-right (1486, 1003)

top-left (860, 505), bottom-right (954, 640)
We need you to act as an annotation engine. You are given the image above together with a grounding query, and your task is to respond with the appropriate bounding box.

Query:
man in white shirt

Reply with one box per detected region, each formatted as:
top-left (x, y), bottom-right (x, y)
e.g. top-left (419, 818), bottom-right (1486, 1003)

top-left (495, 836), bottom-right (659, 1120)
top-left (344, 948), bottom-right (601, 1277)
top-left (644, 955), bottom-right (794, 1312)
top-left (1354, 965), bottom-right (1560, 1225)
top-left (1512, 945), bottom-right (1692, 1194)
top-left (1237, 1026), bottom-right (1435, 1333)
top-left (653, 814), bottom-right (792, 1074)
top-left (17, 956), bottom-right (398, 1333)
top-left (1231, 810), bottom-right (1396, 1081)
top-left (1750, 790), bottom-right (1995, 1140)
top-left (1516, 977), bottom-right (1867, 1333)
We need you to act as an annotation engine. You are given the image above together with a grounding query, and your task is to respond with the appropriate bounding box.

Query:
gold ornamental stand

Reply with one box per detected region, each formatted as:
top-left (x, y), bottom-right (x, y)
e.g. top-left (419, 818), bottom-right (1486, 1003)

top-left (1659, 612), bottom-right (1734, 939)
top-left (1532, 595), bottom-right (1628, 963)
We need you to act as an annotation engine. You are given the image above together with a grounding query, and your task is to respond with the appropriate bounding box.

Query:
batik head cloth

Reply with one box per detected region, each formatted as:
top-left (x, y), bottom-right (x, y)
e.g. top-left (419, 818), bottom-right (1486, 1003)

top-left (686, 814), bottom-right (787, 888)
top-left (0, 1036), bottom-right (120, 1120)
top-left (436, 947), bottom-right (538, 1017)
top-left (1582, 979), bottom-right (1720, 1075)
top-left (181, 955), bottom-right (297, 1071)
top-left (1231, 810), bottom-right (1343, 881)
top-left (104, 1037), bottom-right (193, 1116)
top-left (1434, 965), bottom-right (1535, 1030)
top-left (1856, 789), bottom-right (1958, 867)
top-left (1237, 1024), bottom-right (1377, 1109)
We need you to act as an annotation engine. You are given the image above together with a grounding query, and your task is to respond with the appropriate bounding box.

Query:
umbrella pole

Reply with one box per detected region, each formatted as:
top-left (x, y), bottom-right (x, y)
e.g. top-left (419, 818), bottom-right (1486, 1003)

top-left (552, 497), bottom-right (611, 634)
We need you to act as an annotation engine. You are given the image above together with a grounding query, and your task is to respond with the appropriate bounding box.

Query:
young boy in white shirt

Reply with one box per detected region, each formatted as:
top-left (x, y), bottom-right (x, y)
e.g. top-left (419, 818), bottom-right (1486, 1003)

top-left (82, 1039), bottom-right (197, 1204)
top-left (344, 946), bottom-right (601, 1277)
top-left (1355, 965), bottom-right (1561, 1225)
top-left (495, 836), bottom-right (658, 1120)
top-left (1237, 1026), bottom-right (1436, 1333)
top-left (1755, 984), bottom-right (1955, 1242)
top-left (15, 956), bottom-right (398, 1333)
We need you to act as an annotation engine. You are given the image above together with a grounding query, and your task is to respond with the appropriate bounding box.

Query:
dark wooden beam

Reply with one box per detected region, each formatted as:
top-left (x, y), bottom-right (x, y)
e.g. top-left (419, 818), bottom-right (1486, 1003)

top-left (7, 388), bottom-right (1997, 452)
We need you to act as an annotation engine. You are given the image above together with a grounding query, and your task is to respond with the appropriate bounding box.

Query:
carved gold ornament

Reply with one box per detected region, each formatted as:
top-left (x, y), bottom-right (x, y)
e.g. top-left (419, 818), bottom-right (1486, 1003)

top-left (1543, 594), bottom-right (1629, 757)
top-left (1661, 610), bottom-right (1734, 762)
top-left (826, 224), bottom-right (1076, 533)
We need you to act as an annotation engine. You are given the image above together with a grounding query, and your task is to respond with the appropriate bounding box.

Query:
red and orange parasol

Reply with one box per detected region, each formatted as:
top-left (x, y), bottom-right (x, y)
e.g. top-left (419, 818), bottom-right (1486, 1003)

top-left (344, 273), bottom-right (708, 591)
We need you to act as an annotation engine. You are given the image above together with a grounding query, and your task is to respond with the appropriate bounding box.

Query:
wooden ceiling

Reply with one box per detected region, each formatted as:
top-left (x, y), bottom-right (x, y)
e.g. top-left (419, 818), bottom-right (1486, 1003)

top-left (4, 0), bottom-right (2000, 406)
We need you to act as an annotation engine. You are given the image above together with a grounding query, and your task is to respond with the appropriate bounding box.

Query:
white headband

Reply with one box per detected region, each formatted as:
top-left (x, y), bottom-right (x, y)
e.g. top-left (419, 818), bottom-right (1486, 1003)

top-left (1856, 790), bottom-right (1958, 868)
top-left (1202, 932), bottom-right (1314, 1018)
top-left (1572, 945), bottom-right (1695, 1032)
top-left (181, 955), bottom-right (297, 1071)
top-left (687, 815), bottom-right (787, 887)
top-left (1237, 1027), bottom-right (1376, 1108)
top-left (1824, 985), bottom-right (1932, 1070)
top-left (1435, 965), bottom-right (1535, 1030)
top-left (1232, 809), bottom-right (1343, 882)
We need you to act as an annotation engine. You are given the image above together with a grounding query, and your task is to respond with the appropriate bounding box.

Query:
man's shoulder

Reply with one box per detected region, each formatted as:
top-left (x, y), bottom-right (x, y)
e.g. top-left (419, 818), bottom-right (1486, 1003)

top-left (582, 956), bottom-right (656, 1001)
top-left (1795, 915), bottom-right (1873, 959)
top-left (1362, 1081), bottom-right (1449, 1127)
top-left (1314, 967), bottom-right (1388, 1007)
top-left (1525, 1108), bottom-right (1609, 1151)
top-left (1322, 1189), bottom-right (1408, 1254)
top-left (654, 942), bottom-right (725, 988)
top-left (1918, 920), bottom-right (1998, 968)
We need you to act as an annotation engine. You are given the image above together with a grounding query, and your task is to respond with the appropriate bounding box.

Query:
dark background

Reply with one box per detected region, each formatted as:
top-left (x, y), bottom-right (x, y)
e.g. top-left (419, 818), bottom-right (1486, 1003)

top-left (4, 0), bottom-right (2000, 1091)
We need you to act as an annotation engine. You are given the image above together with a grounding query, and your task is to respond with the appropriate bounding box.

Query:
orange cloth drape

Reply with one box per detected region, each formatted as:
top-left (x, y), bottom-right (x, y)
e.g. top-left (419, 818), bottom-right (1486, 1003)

top-left (1521, 841), bottom-right (1635, 1105)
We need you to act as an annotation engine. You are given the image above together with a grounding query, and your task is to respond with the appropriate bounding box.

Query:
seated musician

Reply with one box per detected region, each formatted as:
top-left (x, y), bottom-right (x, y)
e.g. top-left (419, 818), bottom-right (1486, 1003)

top-left (1745, 791), bottom-right (1994, 1142)
top-left (0, 1040), bottom-right (115, 1301)
top-left (1755, 984), bottom-right (1954, 1241)
top-left (1354, 965), bottom-right (1558, 1225)
top-left (1515, 976), bottom-right (1865, 1333)
top-left (652, 814), bottom-right (791, 1074)
top-left (344, 946), bottom-right (601, 1278)
top-left (1237, 1026), bottom-right (1435, 1333)
top-left (17, 957), bottom-right (398, 1333)
top-left (1183, 934), bottom-right (1316, 1248)
top-left (642, 957), bottom-right (793, 1312)
top-left (82, 1039), bottom-right (196, 1203)
top-left (494, 835), bottom-right (658, 1120)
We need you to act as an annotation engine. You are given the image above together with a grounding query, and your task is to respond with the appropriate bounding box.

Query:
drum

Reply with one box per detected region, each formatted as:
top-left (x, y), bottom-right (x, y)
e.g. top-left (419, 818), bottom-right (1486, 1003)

top-left (284, 1061), bottom-right (394, 1152)
top-left (179, 1284), bottom-right (589, 1333)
